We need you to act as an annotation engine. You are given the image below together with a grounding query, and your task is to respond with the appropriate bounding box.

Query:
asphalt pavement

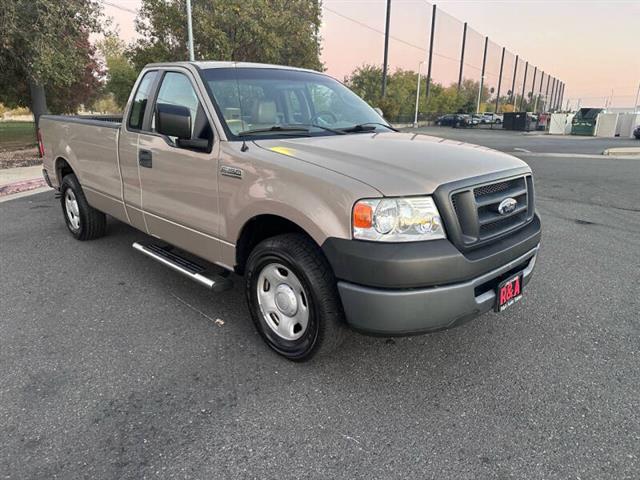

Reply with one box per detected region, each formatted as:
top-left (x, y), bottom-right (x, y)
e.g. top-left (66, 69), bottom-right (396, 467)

top-left (1, 133), bottom-right (639, 479)
top-left (412, 125), bottom-right (639, 155)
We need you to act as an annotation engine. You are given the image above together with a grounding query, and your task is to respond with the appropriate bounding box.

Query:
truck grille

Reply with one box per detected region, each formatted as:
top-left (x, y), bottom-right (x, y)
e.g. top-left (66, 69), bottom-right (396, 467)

top-left (449, 174), bottom-right (534, 249)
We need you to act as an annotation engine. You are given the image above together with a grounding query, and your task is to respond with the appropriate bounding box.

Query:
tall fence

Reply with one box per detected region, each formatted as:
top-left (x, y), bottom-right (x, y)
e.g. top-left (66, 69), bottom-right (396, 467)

top-left (321, 0), bottom-right (565, 122)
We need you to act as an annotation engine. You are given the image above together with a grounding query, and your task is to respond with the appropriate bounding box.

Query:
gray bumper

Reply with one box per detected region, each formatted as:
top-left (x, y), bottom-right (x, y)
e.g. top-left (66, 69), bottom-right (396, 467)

top-left (338, 245), bottom-right (539, 335)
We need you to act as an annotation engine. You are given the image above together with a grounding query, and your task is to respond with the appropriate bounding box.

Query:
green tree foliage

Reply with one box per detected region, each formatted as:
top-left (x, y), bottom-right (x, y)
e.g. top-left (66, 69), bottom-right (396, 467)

top-left (98, 36), bottom-right (138, 109)
top-left (0, 0), bottom-right (104, 116)
top-left (345, 65), bottom-right (490, 121)
top-left (129, 0), bottom-right (323, 71)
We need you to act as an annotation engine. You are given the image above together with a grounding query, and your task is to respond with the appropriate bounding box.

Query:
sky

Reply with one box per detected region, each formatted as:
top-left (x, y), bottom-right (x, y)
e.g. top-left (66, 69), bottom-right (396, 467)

top-left (103, 0), bottom-right (640, 108)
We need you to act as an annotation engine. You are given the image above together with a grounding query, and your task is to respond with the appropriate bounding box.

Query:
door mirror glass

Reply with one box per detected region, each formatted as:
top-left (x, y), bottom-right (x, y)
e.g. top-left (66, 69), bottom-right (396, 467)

top-left (156, 103), bottom-right (191, 140)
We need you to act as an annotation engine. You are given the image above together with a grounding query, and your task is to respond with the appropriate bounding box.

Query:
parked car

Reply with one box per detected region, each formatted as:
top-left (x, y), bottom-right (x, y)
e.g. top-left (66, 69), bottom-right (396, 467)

top-left (435, 114), bottom-right (476, 127)
top-left (435, 114), bottom-right (458, 126)
top-left (39, 62), bottom-right (541, 361)
top-left (481, 113), bottom-right (503, 124)
top-left (634, 125), bottom-right (640, 139)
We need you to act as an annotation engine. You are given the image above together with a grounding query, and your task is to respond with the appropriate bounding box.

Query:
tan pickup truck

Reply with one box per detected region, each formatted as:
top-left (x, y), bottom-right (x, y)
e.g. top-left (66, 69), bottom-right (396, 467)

top-left (40, 62), bottom-right (541, 361)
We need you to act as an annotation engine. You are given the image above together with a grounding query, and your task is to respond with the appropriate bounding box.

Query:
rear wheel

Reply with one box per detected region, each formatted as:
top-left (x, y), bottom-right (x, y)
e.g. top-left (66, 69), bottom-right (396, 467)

top-left (245, 233), bottom-right (346, 361)
top-left (60, 174), bottom-right (106, 240)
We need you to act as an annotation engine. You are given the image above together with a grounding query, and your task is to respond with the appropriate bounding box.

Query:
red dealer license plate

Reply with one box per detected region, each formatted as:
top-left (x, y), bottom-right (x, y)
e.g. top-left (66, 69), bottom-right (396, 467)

top-left (495, 273), bottom-right (524, 312)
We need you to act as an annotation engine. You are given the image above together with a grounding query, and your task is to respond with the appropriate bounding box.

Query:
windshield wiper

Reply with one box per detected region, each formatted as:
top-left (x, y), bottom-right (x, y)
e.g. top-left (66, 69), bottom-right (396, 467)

top-left (296, 123), bottom-right (347, 135)
top-left (339, 122), bottom-right (399, 133)
top-left (238, 126), bottom-right (310, 136)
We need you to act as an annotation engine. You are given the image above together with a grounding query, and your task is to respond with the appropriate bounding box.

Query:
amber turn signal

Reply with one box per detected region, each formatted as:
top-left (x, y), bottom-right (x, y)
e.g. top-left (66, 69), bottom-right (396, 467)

top-left (353, 202), bottom-right (373, 229)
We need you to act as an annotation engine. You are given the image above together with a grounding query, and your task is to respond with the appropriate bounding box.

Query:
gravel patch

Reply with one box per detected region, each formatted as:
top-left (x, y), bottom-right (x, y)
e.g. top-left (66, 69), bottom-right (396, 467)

top-left (0, 148), bottom-right (42, 169)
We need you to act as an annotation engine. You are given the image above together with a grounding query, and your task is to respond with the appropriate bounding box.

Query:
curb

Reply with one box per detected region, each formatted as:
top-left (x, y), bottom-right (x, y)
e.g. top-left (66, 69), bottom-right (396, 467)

top-left (0, 178), bottom-right (47, 197)
top-left (603, 147), bottom-right (640, 157)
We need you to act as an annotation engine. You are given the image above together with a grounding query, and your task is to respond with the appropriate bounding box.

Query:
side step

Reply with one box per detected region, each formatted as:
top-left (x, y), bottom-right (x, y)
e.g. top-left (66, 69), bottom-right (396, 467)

top-left (132, 242), bottom-right (233, 292)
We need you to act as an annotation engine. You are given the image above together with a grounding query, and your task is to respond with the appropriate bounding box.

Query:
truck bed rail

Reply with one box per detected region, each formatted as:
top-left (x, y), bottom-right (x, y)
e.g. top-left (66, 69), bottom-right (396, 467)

top-left (40, 114), bottom-right (123, 129)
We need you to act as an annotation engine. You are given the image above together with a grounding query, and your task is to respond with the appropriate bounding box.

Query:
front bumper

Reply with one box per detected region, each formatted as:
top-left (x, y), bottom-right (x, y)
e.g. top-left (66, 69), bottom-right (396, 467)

top-left (337, 245), bottom-right (538, 335)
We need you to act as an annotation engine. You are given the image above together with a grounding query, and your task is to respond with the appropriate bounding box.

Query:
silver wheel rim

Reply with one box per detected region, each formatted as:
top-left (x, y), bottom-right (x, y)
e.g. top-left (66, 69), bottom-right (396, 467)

top-left (64, 189), bottom-right (80, 230)
top-left (256, 263), bottom-right (309, 341)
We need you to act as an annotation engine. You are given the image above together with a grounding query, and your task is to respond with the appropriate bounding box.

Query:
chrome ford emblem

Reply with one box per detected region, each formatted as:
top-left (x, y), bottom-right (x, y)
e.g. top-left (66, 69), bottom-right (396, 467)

top-left (498, 197), bottom-right (518, 215)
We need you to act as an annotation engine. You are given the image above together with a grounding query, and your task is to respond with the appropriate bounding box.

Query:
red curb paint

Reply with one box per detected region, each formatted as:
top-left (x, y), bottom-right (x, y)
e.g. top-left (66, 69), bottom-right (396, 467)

top-left (0, 178), bottom-right (46, 197)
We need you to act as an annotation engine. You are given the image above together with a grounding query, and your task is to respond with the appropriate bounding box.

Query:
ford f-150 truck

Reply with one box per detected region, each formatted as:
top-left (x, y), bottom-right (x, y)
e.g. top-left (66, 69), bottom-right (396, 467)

top-left (40, 62), bottom-right (541, 361)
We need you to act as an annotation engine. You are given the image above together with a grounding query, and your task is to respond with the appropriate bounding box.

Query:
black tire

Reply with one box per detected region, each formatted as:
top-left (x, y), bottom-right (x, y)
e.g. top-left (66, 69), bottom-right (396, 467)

top-left (245, 233), bottom-right (346, 361)
top-left (60, 173), bottom-right (107, 240)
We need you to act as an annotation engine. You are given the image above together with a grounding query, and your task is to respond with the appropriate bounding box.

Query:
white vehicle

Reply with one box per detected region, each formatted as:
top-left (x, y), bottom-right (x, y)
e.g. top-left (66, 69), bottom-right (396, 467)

top-left (482, 113), bottom-right (503, 124)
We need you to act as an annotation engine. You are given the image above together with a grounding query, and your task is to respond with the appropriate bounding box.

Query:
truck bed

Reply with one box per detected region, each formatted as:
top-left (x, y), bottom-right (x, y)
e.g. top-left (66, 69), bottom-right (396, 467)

top-left (39, 114), bottom-right (125, 208)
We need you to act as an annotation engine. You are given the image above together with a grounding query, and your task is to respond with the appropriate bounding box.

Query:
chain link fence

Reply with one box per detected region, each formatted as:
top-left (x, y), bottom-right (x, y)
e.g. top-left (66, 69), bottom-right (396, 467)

top-left (320, 0), bottom-right (565, 124)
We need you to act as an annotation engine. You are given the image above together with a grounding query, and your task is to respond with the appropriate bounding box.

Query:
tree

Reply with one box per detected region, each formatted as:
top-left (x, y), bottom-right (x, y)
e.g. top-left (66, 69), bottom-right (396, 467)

top-left (345, 66), bottom-right (493, 121)
top-left (98, 36), bottom-right (138, 109)
top-left (129, 0), bottom-right (323, 71)
top-left (0, 0), bottom-right (103, 125)
top-left (47, 33), bottom-right (104, 114)
top-left (345, 65), bottom-right (421, 120)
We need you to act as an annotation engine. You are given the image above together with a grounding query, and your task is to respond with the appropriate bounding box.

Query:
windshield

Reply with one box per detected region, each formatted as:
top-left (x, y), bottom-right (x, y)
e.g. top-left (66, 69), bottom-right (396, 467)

top-left (200, 67), bottom-right (389, 139)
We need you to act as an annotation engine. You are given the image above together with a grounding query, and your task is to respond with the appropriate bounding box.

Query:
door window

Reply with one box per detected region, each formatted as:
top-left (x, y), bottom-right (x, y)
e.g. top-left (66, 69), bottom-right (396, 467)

top-left (128, 71), bottom-right (157, 130)
top-left (152, 72), bottom-right (213, 147)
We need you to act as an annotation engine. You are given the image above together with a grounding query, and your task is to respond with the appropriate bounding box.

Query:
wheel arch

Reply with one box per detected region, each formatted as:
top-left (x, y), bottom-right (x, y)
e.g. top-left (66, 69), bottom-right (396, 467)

top-left (235, 214), bottom-right (320, 275)
top-left (54, 156), bottom-right (76, 186)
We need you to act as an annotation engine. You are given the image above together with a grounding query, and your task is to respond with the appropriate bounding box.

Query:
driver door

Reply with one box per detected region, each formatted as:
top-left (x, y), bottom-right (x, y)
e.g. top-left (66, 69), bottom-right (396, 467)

top-left (137, 69), bottom-right (223, 265)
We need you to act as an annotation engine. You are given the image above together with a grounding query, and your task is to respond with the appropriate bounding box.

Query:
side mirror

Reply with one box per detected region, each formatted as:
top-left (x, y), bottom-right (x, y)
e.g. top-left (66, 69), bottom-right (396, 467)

top-left (156, 103), bottom-right (191, 140)
top-left (373, 107), bottom-right (384, 118)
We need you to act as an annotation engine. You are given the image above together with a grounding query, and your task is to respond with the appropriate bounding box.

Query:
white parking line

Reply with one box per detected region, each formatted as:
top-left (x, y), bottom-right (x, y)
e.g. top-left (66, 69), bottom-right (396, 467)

top-left (514, 152), bottom-right (640, 160)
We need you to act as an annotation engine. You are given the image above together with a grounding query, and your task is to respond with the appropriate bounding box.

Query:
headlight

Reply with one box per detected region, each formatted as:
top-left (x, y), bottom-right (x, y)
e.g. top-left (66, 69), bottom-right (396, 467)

top-left (352, 196), bottom-right (446, 242)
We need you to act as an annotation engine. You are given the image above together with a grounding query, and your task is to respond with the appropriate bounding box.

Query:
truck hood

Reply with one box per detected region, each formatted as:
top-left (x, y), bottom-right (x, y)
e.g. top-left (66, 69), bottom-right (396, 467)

top-left (255, 132), bottom-right (529, 196)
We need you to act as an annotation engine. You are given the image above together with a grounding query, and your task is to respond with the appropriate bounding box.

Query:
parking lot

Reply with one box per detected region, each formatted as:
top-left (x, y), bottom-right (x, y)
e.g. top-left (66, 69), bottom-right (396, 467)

top-left (1, 129), bottom-right (639, 479)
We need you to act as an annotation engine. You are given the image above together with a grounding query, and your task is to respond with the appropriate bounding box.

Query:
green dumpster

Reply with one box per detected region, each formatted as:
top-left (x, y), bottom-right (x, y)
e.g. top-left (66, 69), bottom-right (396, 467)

top-left (571, 108), bottom-right (604, 136)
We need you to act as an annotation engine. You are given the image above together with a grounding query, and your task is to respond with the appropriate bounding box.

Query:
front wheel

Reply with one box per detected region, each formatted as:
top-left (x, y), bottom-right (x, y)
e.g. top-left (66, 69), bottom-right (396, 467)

top-left (245, 233), bottom-right (346, 361)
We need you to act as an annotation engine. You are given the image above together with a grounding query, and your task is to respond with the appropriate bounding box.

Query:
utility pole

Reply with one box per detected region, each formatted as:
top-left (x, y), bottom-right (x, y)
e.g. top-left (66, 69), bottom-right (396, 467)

top-left (519, 61), bottom-right (528, 111)
top-left (544, 75), bottom-right (550, 112)
top-left (509, 55), bottom-right (518, 106)
top-left (381, 0), bottom-right (392, 97)
top-left (186, 0), bottom-right (195, 61)
top-left (534, 71), bottom-right (544, 113)
top-left (494, 47), bottom-right (505, 114)
top-left (413, 61), bottom-right (425, 127)
top-left (457, 23), bottom-right (467, 92)
top-left (425, 4), bottom-right (437, 102)
top-left (476, 36), bottom-right (488, 114)
top-left (529, 67), bottom-right (537, 112)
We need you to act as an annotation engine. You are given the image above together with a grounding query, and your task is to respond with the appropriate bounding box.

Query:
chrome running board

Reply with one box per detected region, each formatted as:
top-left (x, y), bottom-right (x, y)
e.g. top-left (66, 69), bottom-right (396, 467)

top-left (132, 242), bottom-right (232, 292)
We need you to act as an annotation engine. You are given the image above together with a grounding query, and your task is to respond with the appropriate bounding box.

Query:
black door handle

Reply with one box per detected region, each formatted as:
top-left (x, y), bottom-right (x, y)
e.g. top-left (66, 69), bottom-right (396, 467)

top-left (138, 149), bottom-right (152, 168)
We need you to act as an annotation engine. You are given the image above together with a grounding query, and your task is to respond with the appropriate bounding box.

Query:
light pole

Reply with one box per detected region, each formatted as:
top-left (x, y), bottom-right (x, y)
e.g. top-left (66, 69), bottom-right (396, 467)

top-left (634, 81), bottom-right (639, 112)
top-left (186, 0), bottom-right (195, 61)
top-left (413, 61), bottom-right (425, 127)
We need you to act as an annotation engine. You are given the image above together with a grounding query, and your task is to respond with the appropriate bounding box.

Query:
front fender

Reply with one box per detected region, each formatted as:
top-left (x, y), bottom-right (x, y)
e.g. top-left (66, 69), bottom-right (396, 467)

top-left (218, 142), bottom-right (379, 265)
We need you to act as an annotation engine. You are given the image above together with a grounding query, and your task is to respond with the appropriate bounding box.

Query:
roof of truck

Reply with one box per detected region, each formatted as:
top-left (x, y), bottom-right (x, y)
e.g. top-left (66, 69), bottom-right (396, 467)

top-left (144, 61), bottom-right (320, 75)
